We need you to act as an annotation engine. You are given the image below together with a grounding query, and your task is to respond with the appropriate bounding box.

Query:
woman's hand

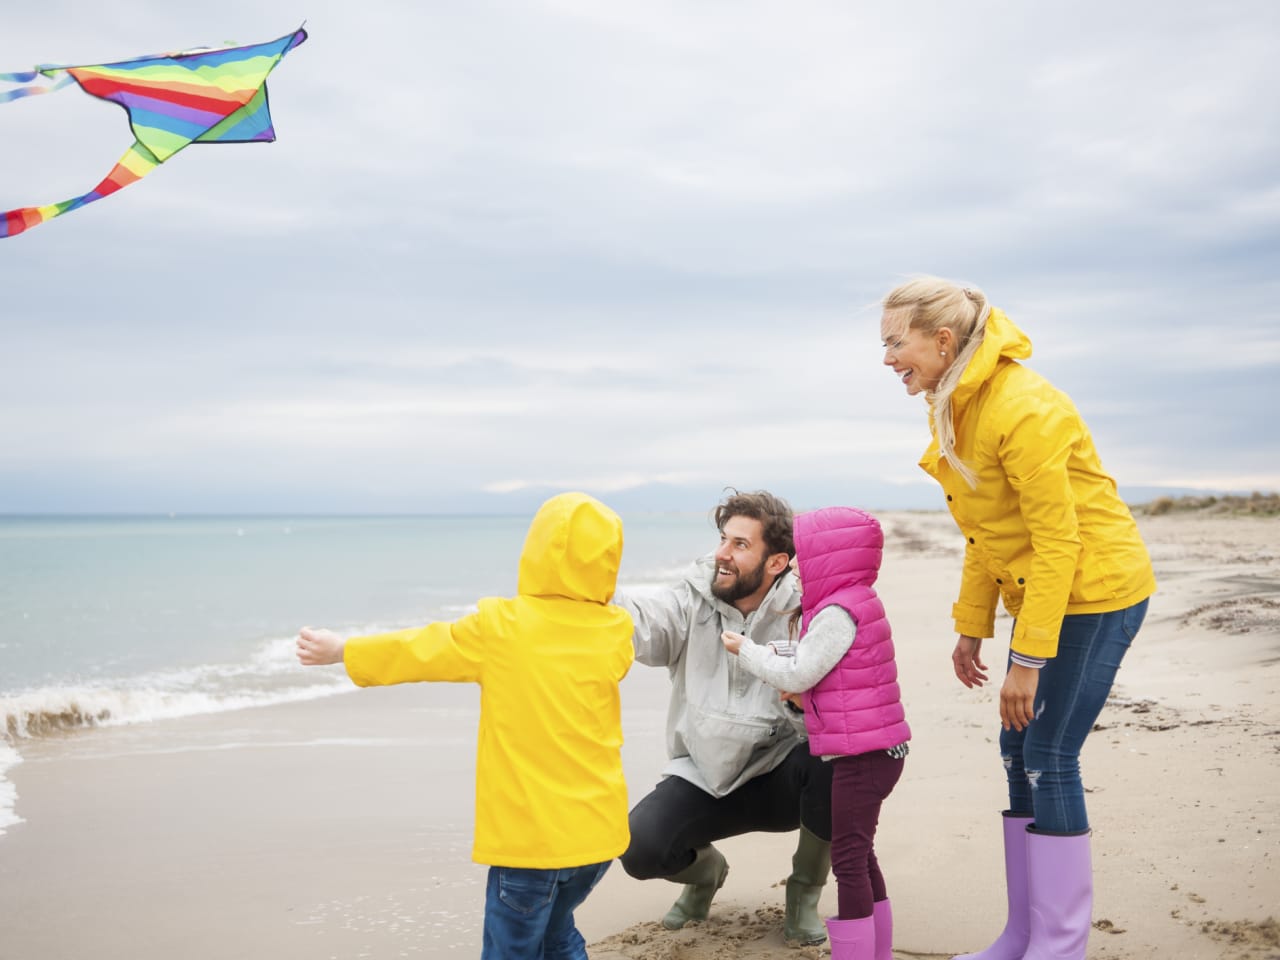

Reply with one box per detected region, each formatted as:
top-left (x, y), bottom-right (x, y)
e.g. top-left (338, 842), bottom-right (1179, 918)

top-left (1000, 664), bottom-right (1040, 731)
top-left (951, 634), bottom-right (989, 688)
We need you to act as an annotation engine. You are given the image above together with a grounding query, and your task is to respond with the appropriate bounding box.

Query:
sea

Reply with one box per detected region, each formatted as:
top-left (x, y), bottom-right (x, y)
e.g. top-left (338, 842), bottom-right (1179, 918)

top-left (0, 511), bottom-right (720, 836)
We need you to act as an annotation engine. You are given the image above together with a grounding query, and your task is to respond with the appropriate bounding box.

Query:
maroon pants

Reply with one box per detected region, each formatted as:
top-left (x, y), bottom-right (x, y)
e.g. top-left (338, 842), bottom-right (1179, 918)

top-left (829, 749), bottom-right (905, 919)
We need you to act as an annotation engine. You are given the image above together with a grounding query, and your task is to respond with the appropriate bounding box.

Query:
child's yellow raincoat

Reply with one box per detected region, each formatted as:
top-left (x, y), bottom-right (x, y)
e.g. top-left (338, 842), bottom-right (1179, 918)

top-left (344, 492), bottom-right (635, 868)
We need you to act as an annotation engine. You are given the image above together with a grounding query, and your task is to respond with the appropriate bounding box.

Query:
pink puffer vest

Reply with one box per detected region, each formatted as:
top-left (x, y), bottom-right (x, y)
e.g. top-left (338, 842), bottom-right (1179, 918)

top-left (798, 507), bottom-right (911, 756)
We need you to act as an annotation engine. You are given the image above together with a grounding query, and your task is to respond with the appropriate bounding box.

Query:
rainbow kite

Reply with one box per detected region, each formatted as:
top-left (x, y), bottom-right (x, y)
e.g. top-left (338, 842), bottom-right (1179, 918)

top-left (0, 26), bottom-right (307, 238)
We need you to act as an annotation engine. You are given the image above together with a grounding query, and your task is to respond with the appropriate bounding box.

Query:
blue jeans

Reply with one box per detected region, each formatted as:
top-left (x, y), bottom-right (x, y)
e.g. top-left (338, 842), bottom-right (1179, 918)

top-left (1000, 599), bottom-right (1148, 834)
top-left (481, 860), bottom-right (611, 960)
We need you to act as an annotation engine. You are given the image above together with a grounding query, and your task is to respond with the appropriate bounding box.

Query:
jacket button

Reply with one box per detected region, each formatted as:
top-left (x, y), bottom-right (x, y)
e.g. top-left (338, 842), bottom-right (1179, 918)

top-left (1017, 577), bottom-right (1025, 584)
top-left (996, 579), bottom-right (1003, 584)
top-left (968, 537), bottom-right (975, 544)
top-left (947, 495), bottom-right (953, 501)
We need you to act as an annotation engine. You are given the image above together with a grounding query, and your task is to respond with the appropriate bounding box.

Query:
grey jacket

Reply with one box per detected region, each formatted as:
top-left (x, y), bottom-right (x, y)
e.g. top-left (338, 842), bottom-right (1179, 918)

top-left (616, 555), bottom-right (807, 798)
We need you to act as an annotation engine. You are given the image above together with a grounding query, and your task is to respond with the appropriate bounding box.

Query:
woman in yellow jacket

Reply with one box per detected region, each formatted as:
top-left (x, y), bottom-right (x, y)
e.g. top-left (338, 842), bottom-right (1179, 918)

top-left (297, 492), bottom-right (634, 960)
top-left (879, 277), bottom-right (1155, 960)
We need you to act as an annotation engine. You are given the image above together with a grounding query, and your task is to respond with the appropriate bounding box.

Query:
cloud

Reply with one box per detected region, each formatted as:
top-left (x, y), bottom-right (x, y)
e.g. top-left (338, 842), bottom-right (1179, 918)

top-left (2, 0), bottom-right (1277, 511)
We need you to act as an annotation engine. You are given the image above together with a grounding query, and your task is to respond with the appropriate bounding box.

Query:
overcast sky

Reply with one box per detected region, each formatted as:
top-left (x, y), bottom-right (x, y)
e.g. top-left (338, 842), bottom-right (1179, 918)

top-left (3, 1), bottom-right (1277, 514)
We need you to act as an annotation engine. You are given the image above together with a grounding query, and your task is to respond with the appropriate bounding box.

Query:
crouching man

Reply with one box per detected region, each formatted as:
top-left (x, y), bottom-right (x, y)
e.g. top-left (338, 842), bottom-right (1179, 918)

top-left (616, 489), bottom-right (832, 945)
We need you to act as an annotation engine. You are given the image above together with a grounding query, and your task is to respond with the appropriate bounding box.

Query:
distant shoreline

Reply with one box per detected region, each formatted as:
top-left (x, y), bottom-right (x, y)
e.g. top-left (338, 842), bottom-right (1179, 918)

top-left (1132, 491), bottom-right (1280, 516)
top-left (2, 486), bottom-right (1278, 519)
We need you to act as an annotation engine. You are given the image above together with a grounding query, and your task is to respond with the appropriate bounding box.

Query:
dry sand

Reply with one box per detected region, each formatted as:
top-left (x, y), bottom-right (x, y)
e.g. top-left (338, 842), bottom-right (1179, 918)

top-left (0, 511), bottom-right (1276, 959)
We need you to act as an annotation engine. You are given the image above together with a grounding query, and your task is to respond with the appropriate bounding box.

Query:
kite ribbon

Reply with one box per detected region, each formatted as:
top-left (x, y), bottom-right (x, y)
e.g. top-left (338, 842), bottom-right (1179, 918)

top-left (0, 71), bottom-right (77, 102)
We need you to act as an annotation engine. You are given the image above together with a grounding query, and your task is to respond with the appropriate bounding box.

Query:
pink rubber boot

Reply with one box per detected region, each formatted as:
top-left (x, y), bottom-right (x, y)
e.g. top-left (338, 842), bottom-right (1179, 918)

top-left (953, 812), bottom-right (1033, 960)
top-left (826, 915), bottom-right (875, 960)
top-left (1023, 828), bottom-right (1093, 960)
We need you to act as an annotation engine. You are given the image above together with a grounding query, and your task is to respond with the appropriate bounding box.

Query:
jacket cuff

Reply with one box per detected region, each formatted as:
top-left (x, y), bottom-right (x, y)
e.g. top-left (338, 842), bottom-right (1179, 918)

top-left (952, 600), bottom-right (995, 639)
top-left (1011, 621), bottom-right (1060, 659)
top-left (1010, 650), bottom-right (1048, 669)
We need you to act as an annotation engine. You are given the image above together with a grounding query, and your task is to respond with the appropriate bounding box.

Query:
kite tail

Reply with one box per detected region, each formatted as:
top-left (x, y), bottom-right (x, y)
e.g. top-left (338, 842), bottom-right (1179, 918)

top-left (0, 69), bottom-right (75, 103)
top-left (2, 141), bottom-right (159, 238)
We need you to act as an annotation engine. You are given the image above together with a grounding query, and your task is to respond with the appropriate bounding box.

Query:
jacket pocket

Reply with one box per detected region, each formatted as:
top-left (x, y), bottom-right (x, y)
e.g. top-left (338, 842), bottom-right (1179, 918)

top-left (685, 703), bottom-right (782, 796)
top-left (1120, 598), bottom-right (1149, 641)
top-left (497, 868), bottom-right (556, 914)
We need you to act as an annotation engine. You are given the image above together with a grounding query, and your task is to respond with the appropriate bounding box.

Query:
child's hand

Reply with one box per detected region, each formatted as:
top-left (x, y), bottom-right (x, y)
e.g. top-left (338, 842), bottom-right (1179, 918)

top-left (721, 630), bottom-right (747, 655)
top-left (297, 627), bottom-right (345, 666)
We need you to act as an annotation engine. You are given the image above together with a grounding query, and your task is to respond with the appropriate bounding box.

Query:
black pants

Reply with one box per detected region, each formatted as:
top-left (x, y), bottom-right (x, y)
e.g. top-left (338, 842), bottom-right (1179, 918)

top-left (619, 741), bottom-right (834, 880)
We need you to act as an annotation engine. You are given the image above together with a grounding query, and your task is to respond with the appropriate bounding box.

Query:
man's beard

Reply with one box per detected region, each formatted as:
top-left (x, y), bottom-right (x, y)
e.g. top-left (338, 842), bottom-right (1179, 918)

top-left (711, 557), bottom-right (768, 603)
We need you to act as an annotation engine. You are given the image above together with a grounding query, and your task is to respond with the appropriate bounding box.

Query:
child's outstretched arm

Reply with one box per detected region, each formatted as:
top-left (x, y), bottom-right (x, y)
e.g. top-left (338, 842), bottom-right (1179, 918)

top-left (722, 605), bottom-right (855, 694)
top-left (297, 627), bottom-right (345, 666)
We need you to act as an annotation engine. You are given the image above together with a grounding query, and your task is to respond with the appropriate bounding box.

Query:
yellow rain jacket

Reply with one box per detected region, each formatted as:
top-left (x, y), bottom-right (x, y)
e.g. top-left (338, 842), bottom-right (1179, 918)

top-left (920, 308), bottom-right (1156, 659)
top-left (343, 492), bottom-right (635, 868)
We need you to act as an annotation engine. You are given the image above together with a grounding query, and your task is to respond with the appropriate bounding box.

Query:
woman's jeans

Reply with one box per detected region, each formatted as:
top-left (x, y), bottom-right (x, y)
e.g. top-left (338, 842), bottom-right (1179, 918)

top-left (1000, 599), bottom-right (1148, 834)
top-left (481, 860), bottom-right (611, 960)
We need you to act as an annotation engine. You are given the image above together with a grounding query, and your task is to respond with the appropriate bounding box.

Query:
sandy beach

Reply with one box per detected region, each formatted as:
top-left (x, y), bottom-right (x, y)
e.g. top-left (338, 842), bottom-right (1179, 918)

top-left (1, 510), bottom-right (1276, 960)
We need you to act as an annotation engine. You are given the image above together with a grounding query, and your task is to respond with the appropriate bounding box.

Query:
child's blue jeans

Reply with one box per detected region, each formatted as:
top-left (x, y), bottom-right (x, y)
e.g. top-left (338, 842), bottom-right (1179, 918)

top-left (1000, 599), bottom-right (1148, 833)
top-left (481, 860), bottom-right (611, 960)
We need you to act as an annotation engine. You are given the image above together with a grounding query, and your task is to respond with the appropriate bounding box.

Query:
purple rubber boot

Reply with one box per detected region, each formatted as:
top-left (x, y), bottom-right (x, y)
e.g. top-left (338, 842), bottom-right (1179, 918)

top-left (826, 915), bottom-right (876, 960)
top-left (953, 812), bottom-right (1033, 960)
top-left (1023, 828), bottom-right (1092, 960)
top-left (872, 899), bottom-right (894, 960)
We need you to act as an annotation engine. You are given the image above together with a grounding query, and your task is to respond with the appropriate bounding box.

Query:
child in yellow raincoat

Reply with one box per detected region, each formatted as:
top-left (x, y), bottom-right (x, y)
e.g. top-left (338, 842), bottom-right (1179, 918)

top-left (297, 491), bottom-right (634, 960)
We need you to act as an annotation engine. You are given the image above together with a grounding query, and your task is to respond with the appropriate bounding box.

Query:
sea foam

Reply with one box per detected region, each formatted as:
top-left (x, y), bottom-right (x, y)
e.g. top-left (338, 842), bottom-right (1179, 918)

top-left (0, 742), bottom-right (21, 836)
top-left (0, 631), bottom-right (367, 740)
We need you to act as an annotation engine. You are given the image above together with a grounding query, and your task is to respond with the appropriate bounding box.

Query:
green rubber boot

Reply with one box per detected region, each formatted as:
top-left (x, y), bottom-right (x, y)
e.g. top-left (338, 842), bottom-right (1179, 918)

top-left (783, 825), bottom-right (831, 945)
top-left (661, 845), bottom-right (729, 930)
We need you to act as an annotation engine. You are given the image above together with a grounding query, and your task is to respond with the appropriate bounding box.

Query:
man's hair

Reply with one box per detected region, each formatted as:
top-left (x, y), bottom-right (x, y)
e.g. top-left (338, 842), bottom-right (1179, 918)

top-left (714, 489), bottom-right (795, 560)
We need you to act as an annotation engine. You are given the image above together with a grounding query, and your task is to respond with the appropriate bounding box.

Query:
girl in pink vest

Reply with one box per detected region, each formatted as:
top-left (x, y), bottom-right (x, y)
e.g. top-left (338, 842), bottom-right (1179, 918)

top-left (723, 505), bottom-right (910, 960)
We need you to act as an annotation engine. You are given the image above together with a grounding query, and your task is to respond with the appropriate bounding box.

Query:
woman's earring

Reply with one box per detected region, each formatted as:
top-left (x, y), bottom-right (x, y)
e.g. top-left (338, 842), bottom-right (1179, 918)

top-left (940, 350), bottom-right (947, 357)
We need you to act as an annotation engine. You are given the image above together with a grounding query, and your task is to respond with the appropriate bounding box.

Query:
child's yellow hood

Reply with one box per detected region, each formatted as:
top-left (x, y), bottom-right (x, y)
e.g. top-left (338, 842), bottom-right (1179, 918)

top-left (517, 492), bottom-right (623, 603)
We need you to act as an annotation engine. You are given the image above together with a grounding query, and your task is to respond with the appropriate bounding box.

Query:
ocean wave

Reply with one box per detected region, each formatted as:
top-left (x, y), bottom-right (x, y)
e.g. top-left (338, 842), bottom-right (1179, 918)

top-left (0, 632), bottom-right (362, 740)
top-left (1, 674), bottom-right (354, 740)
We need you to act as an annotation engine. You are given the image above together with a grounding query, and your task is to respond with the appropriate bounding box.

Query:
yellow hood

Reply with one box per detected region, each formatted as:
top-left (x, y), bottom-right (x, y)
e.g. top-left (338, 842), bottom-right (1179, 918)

top-left (517, 492), bottom-right (623, 603)
top-left (953, 306), bottom-right (1032, 410)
